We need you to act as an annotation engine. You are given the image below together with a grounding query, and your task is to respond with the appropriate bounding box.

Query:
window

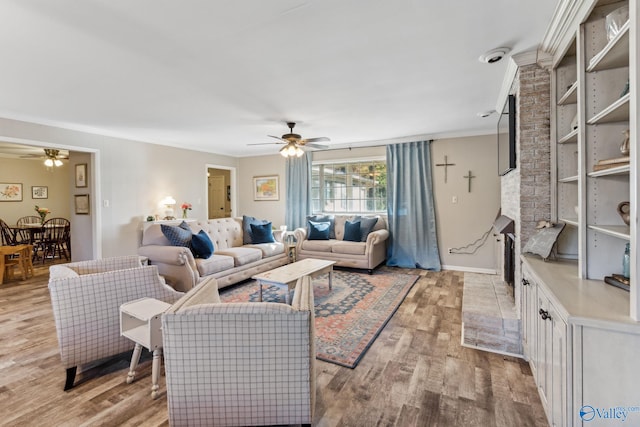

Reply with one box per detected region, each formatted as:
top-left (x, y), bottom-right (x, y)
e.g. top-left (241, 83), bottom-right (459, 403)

top-left (311, 159), bottom-right (386, 214)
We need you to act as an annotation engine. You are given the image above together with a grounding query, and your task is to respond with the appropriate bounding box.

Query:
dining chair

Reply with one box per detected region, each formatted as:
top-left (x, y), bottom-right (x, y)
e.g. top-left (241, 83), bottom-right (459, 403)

top-left (38, 218), bottom-right (71, 263)
top-left (16, 216), bottom-right (43, 244)
top-left (0, 219), bottom-right (17, 246)
top-left (3, 244), bottom-right (34, 282)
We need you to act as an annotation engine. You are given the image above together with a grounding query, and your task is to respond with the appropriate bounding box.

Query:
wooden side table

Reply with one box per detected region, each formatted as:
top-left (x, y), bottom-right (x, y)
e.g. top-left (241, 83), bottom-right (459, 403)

top-left (120, 297), bottom-right (171, 399)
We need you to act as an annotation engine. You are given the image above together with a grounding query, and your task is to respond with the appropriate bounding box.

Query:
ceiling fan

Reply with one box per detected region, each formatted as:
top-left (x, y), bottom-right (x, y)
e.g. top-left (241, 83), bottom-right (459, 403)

top-left (21, 148), bottom-right (69, 167)
top-left (248, 122), bottom-right (330, 157)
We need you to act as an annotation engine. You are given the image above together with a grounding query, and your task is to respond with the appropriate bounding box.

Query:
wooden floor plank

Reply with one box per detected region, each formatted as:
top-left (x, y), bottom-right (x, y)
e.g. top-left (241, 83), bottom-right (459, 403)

top-left (0, 262), bottom-right (547, 426)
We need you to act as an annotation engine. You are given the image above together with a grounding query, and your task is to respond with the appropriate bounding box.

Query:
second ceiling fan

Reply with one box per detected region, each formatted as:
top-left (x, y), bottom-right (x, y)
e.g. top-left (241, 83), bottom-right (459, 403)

top-left (249, 122), bottom-right (330, 157)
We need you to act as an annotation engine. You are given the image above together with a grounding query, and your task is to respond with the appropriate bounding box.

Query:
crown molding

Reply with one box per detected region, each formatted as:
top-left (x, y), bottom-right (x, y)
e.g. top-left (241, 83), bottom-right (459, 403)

top-left (541, 0), bottom-right (598, 56)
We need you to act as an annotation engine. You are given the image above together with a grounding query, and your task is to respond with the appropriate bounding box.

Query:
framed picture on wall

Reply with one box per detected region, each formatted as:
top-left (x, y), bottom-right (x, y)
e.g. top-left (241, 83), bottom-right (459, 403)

top-left (253, 175), bottom-right (279, 201)
top-left (32, 186), bottom-right (48, 199)
top-left (0, 183), bottom-right (23, 201)
top-left (75, 163), bottom-right (88, 188)
top-left (75, 194), bottom-right (90, 214)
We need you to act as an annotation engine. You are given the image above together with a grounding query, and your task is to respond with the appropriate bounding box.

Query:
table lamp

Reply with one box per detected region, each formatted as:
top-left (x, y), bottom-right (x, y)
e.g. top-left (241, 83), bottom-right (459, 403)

top-left (160, 196), bottom-right (176, 220)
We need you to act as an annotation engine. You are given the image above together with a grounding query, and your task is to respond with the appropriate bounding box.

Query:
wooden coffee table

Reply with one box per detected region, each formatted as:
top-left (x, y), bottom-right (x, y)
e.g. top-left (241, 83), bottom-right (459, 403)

top-left (253, 258), bottom-right (336, 304)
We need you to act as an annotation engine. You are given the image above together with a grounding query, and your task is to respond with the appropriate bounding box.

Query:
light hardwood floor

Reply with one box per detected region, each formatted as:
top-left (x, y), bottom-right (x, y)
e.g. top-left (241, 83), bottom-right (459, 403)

top-left (0, 263), bottom-right (548, 426)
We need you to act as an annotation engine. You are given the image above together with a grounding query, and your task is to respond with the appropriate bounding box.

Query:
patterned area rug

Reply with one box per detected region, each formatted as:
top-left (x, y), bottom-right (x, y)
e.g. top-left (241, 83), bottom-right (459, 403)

top-left (219, 270), bottom-right (419, 368)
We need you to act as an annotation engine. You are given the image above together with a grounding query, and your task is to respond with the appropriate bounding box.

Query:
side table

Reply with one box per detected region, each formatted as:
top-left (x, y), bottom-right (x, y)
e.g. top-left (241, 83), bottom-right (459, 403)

top-left (120, 297), bottom-right (171, 399)
top-left (287, 244), bottom-right (297, 262)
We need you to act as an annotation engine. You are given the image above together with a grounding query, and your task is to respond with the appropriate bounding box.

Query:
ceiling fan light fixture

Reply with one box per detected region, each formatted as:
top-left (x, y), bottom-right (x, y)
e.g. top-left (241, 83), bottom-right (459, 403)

top-left (54, 159), bottom-right (63, 167)
top-left (44, 158), bottom-right (54, 167)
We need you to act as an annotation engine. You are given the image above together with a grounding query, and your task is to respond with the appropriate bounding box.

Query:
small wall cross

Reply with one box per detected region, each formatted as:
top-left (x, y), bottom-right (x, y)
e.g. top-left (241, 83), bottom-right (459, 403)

top-left (435, 155), bottom-right (455, 183)
top-left (463, 170), bottom-right (476, 192)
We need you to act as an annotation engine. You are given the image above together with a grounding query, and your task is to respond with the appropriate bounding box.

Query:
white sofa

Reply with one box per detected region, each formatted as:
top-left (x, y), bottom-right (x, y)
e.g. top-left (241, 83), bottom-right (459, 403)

top-left (293, 215), bottom-right (389, 273)
top-left (48, 255), bottom-right (183, 390)
top-left (138, 217), bottom-right (289, 292)
top-left (162, 274), bottom-right (315, 426)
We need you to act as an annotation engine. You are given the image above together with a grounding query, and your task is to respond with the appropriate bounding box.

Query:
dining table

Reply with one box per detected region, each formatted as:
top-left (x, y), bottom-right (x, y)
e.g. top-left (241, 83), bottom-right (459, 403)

top-left (0, 244), bottom-right (32, 285)
top-left (10, 223), bottom-right (63, 245)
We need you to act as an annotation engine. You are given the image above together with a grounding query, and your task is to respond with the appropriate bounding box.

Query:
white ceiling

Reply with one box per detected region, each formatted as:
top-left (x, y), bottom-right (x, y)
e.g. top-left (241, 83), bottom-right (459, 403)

top-left (0, 0), bottom-right (559, 157)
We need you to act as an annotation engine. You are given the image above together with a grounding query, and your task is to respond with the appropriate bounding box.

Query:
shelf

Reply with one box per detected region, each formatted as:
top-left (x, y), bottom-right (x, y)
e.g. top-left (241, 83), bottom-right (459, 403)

top-left (558, 128), bottom-right (578, 144)
top-left (587, 224), bottom-right (630, 240)
top-left (587, 164), bottom-right (630, 177)
top-left (558, 81), bottom-right (578, 105)
top-left (587, 20), bottom-right (630, 72)
top-left (587, 94), bottom-right (630, 125)
top-left (559, 175), bottom-right (579, 183)
top-left (561, 218), bottom-right (579, 227)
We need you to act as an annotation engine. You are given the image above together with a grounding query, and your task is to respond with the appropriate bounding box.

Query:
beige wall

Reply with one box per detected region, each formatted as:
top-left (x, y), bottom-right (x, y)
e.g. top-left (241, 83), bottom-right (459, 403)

top-left (0, 157), bottom-right (72, 223)
top-left (432, 135), bottom-right (501, 273)
top-left (237, 154), bottom-right (287, 228)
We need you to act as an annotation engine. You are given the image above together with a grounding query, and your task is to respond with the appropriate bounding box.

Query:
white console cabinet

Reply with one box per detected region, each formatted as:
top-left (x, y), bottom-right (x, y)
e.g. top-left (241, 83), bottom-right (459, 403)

top-left (522, 256), bottom-right (640, 426)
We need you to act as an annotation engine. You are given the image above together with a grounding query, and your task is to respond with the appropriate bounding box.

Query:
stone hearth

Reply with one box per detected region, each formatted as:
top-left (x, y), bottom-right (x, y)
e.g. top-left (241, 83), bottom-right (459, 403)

top-left (461, 272), bottom-right (521, 357)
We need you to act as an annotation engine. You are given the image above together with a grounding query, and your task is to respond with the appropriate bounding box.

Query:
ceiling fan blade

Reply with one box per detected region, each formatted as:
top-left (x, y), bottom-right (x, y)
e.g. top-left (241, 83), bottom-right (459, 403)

top-left (247, 142), bottom-right (285, 146)
top-left (268, 135), bottom-right (287, 142)
top-left (304, 143), bottom-right (329, 150)
top-left (302, 137), bottom-right (330, 143)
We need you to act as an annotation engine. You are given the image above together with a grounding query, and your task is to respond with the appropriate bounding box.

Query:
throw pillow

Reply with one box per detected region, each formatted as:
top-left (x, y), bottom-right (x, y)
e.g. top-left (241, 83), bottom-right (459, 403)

top-left (250, 222), bottom-right (275, 244)
top-left (190, 230), bottom-right (214, 259)
top-left (357, 216), bottom-right (379, 242)
top-left (343, 219), bottom-right (362, 242)
top-left (306, 214), bottom-right (335, 239)
top-left (308, 220), bottom-right (331, 240)
top-left (242, 215), bottom-right (269, 244)
top-left (161, 223), bottom-right (192, 247)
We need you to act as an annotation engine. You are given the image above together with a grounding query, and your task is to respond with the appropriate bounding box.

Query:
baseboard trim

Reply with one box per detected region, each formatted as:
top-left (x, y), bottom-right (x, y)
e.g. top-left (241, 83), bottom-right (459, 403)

top-left (441, 265), bottom-right (497, 275)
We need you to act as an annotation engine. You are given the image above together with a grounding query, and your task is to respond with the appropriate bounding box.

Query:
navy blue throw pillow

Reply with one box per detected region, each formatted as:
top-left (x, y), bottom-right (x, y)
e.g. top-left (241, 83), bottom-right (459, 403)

top-left (243, 215), bottom-right (269, 244)
top-left (191, 230), bottom-right (214, 259)
top-left (250, 222), bottom-right (275, 244)
top-left (343, 219), bottom-right (362, 242)
top-left (308, 220), bottom-right (330, 240)
top-left (161, 223), bottom-right (192, 247)
top-left (306, 214), bottom-right (335, 239)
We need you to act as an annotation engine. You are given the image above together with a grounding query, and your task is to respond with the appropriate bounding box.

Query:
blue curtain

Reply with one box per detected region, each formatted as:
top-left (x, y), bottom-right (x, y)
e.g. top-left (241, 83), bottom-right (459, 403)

top-left (285, 152), bottom-right (312, 230)
top-left (386, 141), bottom-right (441, 270)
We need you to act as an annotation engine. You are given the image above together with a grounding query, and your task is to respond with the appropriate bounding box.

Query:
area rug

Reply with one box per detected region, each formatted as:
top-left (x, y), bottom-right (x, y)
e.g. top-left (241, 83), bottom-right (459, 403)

top-left (219, 270), bottom-right (419, 368)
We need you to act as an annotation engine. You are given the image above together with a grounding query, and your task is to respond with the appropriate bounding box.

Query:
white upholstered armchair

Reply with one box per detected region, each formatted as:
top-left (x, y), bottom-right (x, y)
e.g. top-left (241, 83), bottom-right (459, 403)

top-left (162, 275), bottom-right (316, 427)
top-left (48, 255), bottom-right (183, 390)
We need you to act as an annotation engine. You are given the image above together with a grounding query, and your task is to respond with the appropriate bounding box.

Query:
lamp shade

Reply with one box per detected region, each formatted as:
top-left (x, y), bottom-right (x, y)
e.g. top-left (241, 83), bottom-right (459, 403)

top-left (161, 196), bottom-right (176, 206)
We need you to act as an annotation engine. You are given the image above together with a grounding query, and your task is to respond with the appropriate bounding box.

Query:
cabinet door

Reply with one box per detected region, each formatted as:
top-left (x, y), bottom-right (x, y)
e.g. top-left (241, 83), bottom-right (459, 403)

top-left (536, 293), bottom-right (553, 418)
top-left (521, 273), bottom-right (538, 373)
top-left (549, 303), bottom-right (568, 427)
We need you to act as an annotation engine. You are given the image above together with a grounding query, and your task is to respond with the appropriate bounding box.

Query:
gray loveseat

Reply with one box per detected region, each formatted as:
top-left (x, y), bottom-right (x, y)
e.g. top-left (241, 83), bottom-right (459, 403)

top-left (293, 214), bottom-right (389, 273)
top-left (138, 217), bottom-right (289, 292)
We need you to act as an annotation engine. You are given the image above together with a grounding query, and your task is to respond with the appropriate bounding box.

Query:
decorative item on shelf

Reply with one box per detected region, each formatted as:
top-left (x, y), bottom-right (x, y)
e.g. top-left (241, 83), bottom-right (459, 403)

top-left (605, 5), bottom-right (629, 42)
top-left (617, 201), bottom-right (630, 226)
top-left (180, 202), bottom-right (192, 219)
top-left (146, 216), bottom-right (155, 222)
top-left (35, 205), bottom-right (50, 224)
top-left (620, 129), bottom-right (630, 156)
top-left (604, 274), bottom-right (630, 292)
top-left (593, 155), bottom-right (630, 171)
top-left (160, 196), bottom-right (176, 220)
top-left (623, 242), bottom-right (630, 279)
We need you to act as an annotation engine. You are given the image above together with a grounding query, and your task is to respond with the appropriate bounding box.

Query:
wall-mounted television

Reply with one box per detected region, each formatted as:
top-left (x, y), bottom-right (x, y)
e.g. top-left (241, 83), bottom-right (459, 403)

top-left (497, 94), bottom-right (516, 176)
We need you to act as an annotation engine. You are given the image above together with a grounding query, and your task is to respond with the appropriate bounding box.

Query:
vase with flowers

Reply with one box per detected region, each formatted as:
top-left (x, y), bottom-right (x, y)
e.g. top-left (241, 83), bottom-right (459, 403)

top-left (181, 202), bottom-right (192, 219)
top-left (35, 205), bottom-right (51, 224)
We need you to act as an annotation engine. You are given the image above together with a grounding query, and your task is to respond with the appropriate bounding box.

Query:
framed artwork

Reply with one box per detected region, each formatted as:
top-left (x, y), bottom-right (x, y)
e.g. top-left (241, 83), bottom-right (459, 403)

top-left (0, 183), bottom-right (23, 201)
top-left (253, 175), bottom-right (279, 201)
top-left (75, 194), bottom-right (90, 215)
top-left (32, 186), bottom-right (48, 199)
top-left (75, 163), bottom-right (88, 188)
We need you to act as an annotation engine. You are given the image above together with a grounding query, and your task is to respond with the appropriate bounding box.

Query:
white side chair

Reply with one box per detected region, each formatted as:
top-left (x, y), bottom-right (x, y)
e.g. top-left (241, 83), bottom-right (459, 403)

top-left (162, 275), bottom-right (315, 427)
top-left (48, 255), bottom-right (183, 390)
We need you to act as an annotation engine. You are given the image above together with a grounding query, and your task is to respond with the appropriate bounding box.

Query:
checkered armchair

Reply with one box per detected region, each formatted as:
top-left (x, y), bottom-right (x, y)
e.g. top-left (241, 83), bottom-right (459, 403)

top-left (162, 275), bottom-right (316, 427)
top-left (48, 255), bottom-right (183, 390)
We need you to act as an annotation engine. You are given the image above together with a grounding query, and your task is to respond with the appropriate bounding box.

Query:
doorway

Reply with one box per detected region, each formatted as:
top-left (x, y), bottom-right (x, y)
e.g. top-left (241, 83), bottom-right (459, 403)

top-left (207, 166), bottom-right (234, 219)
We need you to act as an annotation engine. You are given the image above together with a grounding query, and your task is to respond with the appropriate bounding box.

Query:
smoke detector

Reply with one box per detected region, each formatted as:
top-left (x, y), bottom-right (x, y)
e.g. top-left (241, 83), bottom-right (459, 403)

top-left (479, 47), bottom-right (511, 64)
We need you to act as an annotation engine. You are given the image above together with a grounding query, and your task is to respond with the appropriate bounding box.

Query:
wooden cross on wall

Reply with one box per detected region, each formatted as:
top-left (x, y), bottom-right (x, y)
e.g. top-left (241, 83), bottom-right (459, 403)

top-left (463, 170), bottom-right (476, 192)
top-left (435, 155), bottom-right (455, 183)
